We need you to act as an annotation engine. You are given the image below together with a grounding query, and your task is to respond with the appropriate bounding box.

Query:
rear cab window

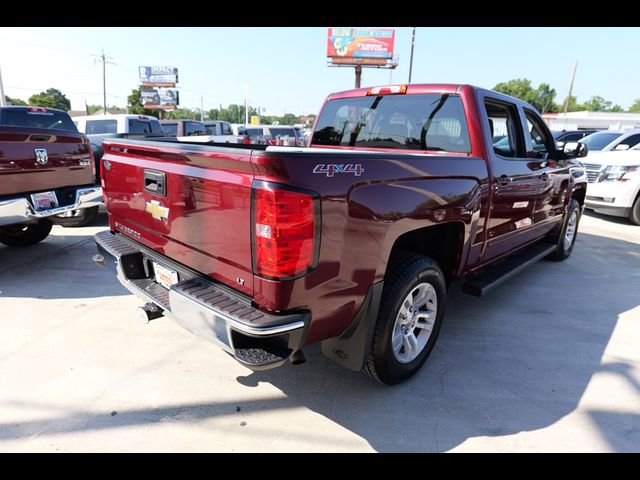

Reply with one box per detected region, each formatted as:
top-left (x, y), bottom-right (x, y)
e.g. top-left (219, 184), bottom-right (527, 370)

top-left (312, 93), bottom-right (471, 153)
top-left (85, 119), bottom-right (117, 134)
top-left (184, 121), bottom-right (207, 136)
top-left (1, 108), bottom-right (77, 132)
top-left (128, 117), bottom-right (163, 134)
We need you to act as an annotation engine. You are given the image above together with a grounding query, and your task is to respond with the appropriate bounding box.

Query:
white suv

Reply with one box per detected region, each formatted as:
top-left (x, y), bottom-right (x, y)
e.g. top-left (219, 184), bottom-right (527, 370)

top-left (583, 149), bottom-right (640, 224)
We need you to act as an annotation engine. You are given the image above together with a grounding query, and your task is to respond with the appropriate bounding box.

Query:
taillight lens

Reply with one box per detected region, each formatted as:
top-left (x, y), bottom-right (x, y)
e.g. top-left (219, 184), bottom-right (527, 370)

top-left (253, 183), bottom-right (319, 279)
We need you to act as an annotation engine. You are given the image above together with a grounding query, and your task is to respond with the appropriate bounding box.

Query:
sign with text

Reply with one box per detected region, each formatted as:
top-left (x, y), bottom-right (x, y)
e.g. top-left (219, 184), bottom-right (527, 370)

top-left (140, 87), bottom-right (179, 109)
top-left (327, 28), bottom-right (395, 64)
top-left (139, 66), bottom-right (179, 86)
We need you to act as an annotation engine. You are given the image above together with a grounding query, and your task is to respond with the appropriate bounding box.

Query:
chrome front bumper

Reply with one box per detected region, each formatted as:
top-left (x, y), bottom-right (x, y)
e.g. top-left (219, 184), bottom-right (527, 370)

top-left (0, 186), bottom-right (103, 227)
top-left (93, 230), bottom-right (309, 370)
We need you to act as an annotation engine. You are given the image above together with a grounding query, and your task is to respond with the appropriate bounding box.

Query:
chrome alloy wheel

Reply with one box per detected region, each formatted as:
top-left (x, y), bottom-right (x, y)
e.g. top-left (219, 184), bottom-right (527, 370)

top-left (391, 282), bottom-right (438, 363)
top-left (564, 209), bottom-right (578, 251)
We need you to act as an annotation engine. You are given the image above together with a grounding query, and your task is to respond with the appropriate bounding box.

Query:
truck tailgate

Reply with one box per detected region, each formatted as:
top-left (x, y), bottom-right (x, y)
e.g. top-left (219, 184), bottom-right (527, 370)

top-left (101, 139), bottom-right (255, 295)
top-left (0, 128), bottom-right (94, 196)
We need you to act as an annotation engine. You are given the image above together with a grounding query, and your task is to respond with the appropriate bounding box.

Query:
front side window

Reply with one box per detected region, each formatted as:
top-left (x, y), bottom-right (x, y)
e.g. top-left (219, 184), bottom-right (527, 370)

top-left (485, 100), bottom-right (523, 158)
top-left (524, 109), bottom-right (554, 157)
top-left (312, 93), bottom-right (471, 153)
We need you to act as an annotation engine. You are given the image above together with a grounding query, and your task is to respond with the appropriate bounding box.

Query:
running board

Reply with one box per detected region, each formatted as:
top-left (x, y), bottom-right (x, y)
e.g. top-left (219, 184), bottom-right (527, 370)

top-left (462, 243), bottom-right (556, 297)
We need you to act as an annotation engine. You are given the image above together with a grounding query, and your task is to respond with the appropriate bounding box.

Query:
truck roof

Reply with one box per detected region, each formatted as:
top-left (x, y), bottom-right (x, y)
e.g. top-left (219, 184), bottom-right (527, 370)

top-left (72, 113), bottom-right (159, 121)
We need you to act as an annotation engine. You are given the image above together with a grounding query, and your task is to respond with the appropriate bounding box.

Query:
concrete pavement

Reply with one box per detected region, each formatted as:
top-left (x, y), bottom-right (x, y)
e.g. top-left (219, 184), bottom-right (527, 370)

top-left (0, 209), bottom-right (638, 452)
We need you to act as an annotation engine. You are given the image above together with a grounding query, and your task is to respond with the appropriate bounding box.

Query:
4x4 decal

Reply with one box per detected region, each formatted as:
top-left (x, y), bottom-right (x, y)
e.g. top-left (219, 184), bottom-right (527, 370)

top-left (313, 164), bottom-right (364, 177)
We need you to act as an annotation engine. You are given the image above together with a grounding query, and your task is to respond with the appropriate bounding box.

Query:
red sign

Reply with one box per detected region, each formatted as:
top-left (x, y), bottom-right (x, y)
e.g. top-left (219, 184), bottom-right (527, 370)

top-left (327, 28), bottom-right (395, 62)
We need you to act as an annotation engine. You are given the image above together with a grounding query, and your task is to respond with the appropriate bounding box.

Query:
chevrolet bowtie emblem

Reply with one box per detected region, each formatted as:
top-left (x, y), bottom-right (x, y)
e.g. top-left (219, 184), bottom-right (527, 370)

top-left (145, 200), bottom-right (170, 221)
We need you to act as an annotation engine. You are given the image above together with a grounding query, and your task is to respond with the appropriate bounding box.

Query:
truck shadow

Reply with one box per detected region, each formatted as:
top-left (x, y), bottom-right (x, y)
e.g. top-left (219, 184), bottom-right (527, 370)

top-left (233, 231), bottom-right (640, 451)
top-left (0, 232), bottom-right (637, 451)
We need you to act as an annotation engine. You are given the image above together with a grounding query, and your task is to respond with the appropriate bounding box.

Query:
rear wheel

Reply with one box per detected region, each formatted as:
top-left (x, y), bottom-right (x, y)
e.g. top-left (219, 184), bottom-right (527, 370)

top-left (629, 195), bottom-right (640, 226)
top-left (364, 253), bottom-right (446, 385)
top-left (51, 206), bottom-right (99, 228)
top-left (0, 220), bottom-right (53, 247)
top-left (546, 198), bottom-right (581, 261)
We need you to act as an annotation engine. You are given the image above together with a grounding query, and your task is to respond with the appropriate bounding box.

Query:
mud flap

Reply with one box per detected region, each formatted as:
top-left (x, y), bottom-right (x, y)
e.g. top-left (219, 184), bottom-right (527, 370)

top-left (320, 281), bottom-right (384, 371)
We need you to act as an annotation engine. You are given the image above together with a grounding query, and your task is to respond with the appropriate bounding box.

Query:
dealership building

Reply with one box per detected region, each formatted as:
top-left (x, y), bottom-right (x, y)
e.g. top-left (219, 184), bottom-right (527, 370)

top-left (543, 111), bottom-right (640, 131)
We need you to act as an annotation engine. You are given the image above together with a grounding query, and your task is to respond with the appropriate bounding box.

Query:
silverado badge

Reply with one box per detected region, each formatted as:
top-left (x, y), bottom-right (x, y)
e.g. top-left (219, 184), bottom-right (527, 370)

top-left (34, 148), bottom-right (48, 165)
top-left (145, 200), bottom-right (170, 221)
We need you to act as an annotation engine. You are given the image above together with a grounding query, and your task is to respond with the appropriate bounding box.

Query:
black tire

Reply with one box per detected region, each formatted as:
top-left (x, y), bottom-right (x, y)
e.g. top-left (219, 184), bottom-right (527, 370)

top-left (364, 253), bottom-right (446, 385)
top-left (0, 220), bottom-right (53, 247)
top-left (546, 198), bottom-right (581, 261)
top-left (50, 206), bottom-right (99, 228)
top-left (629, 195), bottom-right (640, 226)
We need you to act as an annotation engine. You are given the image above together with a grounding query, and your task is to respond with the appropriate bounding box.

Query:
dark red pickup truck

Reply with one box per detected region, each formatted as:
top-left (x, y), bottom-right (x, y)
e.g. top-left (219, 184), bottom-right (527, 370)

top-left (93, 84), bottom-right (588, 384)
top-left (0, 106), bottom-right (102, 246)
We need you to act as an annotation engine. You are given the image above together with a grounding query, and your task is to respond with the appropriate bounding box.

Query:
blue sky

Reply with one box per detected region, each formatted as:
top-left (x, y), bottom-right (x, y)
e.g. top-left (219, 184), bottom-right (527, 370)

top-left (1, 27), bottom-right (638, 115)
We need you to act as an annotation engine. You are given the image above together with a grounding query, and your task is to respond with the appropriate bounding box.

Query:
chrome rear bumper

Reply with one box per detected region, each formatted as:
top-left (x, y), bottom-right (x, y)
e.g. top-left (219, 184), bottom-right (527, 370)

top-left (0, 186), bottom-right (102, 227)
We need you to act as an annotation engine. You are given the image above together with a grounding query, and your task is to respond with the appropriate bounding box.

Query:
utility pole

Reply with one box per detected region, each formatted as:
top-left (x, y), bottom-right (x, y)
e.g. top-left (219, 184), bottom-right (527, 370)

top-left (0, 65), bottom-right (6, 106)
top-left (354, 65), bottom-right (362, 88)
top-left (244, 85), bottom-right (248, 126)
top-left (562, 61), bottom-right (578, 116)
top-left (93, 49), bottom-right (115, 114)
top-left (408, 27), bottom-right (416, 83)
top-left (200, 96), bottom-right (204, 121)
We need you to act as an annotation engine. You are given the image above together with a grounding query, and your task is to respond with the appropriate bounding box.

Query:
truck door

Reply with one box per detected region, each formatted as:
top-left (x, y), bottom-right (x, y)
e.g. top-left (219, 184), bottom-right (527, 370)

top-left (481, 97), bottom-right (547, 263)
top-left (522, 108), bottom-right (568, 236)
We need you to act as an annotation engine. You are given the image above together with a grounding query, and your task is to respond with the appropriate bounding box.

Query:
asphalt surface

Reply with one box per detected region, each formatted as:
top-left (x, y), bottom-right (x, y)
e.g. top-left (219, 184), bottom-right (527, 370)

top-left (0, 209), bottom-right (638, 452)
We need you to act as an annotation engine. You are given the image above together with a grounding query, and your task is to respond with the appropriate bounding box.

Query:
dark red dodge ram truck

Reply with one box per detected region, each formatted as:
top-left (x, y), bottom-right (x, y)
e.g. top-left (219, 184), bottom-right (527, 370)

top-left (93, 84), bottom-right (588, 384)
top-left (0, 106), bottom-right (101, 246)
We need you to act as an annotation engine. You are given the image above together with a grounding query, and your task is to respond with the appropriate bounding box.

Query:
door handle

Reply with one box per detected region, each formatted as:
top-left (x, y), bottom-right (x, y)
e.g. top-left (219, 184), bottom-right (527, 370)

top-left (497, 175), bottom-right (512, 186)
top-left (144, 170), bottom-right (166, 196)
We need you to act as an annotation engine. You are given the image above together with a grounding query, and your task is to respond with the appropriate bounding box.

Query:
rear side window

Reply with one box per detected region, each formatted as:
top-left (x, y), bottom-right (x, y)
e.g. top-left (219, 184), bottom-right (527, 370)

top-left (221, 123), bottom-right (232, 135)
top-left (2, 109), bottom-right (77, 132)
top-left (85, 119), bottom-right (117, 134)
top-left (312, 93), bottom-right (471, 153)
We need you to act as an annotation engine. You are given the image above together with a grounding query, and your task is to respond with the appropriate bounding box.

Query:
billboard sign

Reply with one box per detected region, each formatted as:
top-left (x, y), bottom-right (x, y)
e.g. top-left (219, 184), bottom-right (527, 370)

top-left (327, 28), bottom-right (395, 63)
top-left (139, 66), bottom-right (179, 86)
top-left (140, 87), bottom-right (179, 109)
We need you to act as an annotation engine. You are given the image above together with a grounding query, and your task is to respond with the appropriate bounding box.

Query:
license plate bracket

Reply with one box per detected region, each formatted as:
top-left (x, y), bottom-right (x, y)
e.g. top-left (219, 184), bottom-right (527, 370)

top-left (30, 191), bottom-right (59, 211)
top-left (153, 262), bottom-right (179, 290)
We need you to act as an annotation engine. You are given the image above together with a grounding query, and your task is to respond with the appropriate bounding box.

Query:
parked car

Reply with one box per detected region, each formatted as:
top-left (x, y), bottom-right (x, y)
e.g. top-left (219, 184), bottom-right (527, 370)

top-left (241, 125), bottom-right (306, 146)
top-left (582, 148), bottom-right (640, 224)
top-left (579, 129), bottom-right (640, 154)
top-left (552, 129), bottom-right (598, 148)
top-left (0, 106), bottom-right (101, 245)
top-left (93, 83), bottom-right (587, 384)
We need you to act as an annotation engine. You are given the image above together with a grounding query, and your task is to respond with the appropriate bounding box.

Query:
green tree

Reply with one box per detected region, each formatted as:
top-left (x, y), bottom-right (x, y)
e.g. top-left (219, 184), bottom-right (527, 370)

top-left (127, 88), bottom-right (160, 116)
top-left (163, 108), bottom-right (200, 120)
top-left (5, 95), bottom-right (27, 106)
top-left (628, 98), bottom-right (640, 113)
top-left (559, 95), bottom-right (585, 112)
top-left (493, 79), bottom-right (557, 113)
top-left (28, 88), bottom-right (71, 111)
top-left (533, 83), bottom-right (558, 113)
top-left (206, 108), bottom-right (219, 120)
top-left (582, 95), bottom-right (622, 112)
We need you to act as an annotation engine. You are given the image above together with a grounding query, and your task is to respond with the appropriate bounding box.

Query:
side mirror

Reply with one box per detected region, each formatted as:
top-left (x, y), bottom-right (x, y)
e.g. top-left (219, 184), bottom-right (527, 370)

top-left (614, 144), bottom-right (630, 151)
top-left (556, 141), bottom-right (566, 149)
top-left (563, 141), bottom-right (588, 158)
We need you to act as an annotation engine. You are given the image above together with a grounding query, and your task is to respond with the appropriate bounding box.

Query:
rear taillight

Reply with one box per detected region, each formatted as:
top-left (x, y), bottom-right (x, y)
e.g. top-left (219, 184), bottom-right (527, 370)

top-left (252, 182), bottom-right (319, 280)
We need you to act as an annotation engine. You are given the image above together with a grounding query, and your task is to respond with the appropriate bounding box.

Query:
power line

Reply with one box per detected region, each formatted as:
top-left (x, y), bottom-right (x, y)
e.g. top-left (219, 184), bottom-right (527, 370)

top-left (92, 48), bottom-right (115, 115)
